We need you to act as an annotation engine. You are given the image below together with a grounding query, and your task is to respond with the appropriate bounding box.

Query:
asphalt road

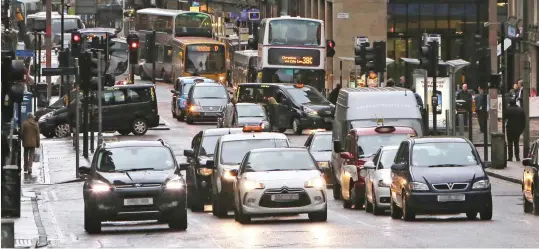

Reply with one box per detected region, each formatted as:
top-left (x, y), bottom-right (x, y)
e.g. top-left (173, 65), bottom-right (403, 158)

top-left (36, 82), bottom-right (539, 248)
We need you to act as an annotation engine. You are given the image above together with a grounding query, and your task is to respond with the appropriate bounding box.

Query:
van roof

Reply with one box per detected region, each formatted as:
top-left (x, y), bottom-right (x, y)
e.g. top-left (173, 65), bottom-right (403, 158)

top-left (220, 132), bottom-right (288, 142)
top-left (203, 128), bottom-right (243, 136)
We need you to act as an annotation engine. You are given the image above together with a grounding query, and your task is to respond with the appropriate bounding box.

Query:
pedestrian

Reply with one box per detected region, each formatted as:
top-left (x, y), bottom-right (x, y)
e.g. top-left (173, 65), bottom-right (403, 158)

top-left (267, 97), bottom-right (279, 131)
top-left (21, 113), bottom-right (40, 174)
top-left (399, 76), bottom-right (406, 87)
top-left (516, 80), bottom-right (524, 107)
top-left (410, 87), bottom-right (423, 109)
top-left (456, 83), bottom-right (472, 125)
top-left (475, 86), bottom-right (488, 133)
top-left (504, 99), bottom-right (526, 161)
top-left (386, 78), bottom-right (395, 87)
top-left (328, 83), bottom-right (341, 105)
top-left (508, 82), bottom-right (519, 102)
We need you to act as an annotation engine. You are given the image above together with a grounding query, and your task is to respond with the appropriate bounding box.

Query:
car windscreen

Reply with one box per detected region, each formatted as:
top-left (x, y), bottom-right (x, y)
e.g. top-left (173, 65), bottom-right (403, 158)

top-left (357, 134), bottom-right (410, 156)
top-left (244, 150), bottom-right (316, 172)
top-left (412, 142), bottom-right (479, 167)
top-left (199, 135), bottom-right (220, 156)
top-left (284, 86), bottom-right (329, 105)
top-left (221, 139), bottom-right (289, 165)
top-left (237, 105), bottom-right (266, 117)
top-left (310, 134), bottom-right (332, 152)
top-left (182, 84), bottom-right (193, 96)
top-left (97, 147), bottom-right (175, 172)
top-left (193, 86), bottom-right (227, 99)
top-left (378, 149), bottom-right (398, 169)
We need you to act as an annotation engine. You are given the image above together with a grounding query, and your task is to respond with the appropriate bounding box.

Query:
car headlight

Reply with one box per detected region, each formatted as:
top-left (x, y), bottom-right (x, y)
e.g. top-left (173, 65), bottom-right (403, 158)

top-left (305, 177), bottom-right (326, 189)
top-left (223, 169), bottom-right (235, 180)
top-left (219, 76), bottom-right (225, 83)
top-left (165, 177), bottom-right (184, 189)
top-left (189, 105), bottom-right (201, 112)
top-left (378, 179), bottom-right (391, 187)
top-left (90, 180), bottom-right (111, 192)
top-left (242, 180), bottom-right (264, 191)
top-left (409, 181), bottom-right (429, 191)
top-left (317, 161), bottom-right (329, 168)
top-left (472, 179), bottom-right (490, 189)
top-left (260, 121), bottom-right (269, 129)
top-left (198, 168), bottom-right (213, 176)
top-left (304, 106), bottom-right (318, 116)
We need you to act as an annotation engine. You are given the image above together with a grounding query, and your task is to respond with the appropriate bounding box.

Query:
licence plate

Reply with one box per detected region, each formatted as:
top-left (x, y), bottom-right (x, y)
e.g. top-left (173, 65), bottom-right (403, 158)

top-left (324, 117), bottom-right (333, 122)
top-left (271, 194), bottom-right (299, 202)
top-left (437, 194), bottom-right (465, 202)
top-left (124, 198), bottom-right (153, 206)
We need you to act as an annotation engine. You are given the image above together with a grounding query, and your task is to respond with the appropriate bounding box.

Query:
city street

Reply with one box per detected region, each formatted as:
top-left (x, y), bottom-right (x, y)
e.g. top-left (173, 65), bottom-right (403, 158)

top-left (29, 82), bottom-right (539, 248)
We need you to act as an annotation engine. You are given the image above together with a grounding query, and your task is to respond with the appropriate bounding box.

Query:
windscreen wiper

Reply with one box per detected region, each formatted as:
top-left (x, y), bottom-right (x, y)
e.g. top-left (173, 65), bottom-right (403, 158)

top-left (124, 168), bottom-right (156, 171)
top-left (428, 164), bottom-right (463, 168)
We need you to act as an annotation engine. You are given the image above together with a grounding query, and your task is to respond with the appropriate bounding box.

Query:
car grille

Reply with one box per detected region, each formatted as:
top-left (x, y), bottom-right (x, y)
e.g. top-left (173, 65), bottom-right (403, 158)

top-left (431, 183), bottom-right (469, 191)
top-left (114, 183), bottom-right (162, 188)
top-left (317, 110), bottom-right (333, 117)
top-left (259, 188), bottom-right (311, 208)
top-left (201, 106), bottom-right (221, 111)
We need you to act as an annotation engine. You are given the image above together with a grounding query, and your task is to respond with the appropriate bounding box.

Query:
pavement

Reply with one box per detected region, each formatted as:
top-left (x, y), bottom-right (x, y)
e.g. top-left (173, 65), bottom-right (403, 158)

top-left (461, 117), bottom-right (539, 145)
top-left (9, 81), bottom-right (539, 248)
top-left (475, 146), bottom-right (526, 185)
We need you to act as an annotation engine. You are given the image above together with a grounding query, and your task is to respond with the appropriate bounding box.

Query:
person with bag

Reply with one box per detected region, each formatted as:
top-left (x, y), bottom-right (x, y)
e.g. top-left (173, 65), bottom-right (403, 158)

top-left (21, 113), bottom-right (40, 174)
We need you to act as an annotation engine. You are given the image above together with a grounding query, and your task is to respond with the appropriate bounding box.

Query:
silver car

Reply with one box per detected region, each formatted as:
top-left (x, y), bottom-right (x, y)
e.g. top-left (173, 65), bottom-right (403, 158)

top-left (362, 146), bottom-right (399, 215)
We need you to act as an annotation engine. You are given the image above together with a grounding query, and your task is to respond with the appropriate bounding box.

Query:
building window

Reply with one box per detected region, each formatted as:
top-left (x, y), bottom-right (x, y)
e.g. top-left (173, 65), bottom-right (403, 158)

top-left (419, 4), bottom-right (436, 31)
top-left (449, 4), bottom-right (465, 34)
top-left (436, 3), bottom-right (449, 29)
top-left (407, 4), bottom-right (419, 31)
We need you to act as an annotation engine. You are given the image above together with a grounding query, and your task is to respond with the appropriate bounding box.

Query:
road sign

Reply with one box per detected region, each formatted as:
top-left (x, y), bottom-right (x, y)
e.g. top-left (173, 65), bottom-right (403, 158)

top-left (355, 36), bottom-right (368, 47)
top-left (42, 67), bottom-right (76, 76)
top-left (15, 50), bottom-right (35, 57)
top-left (239, 28), bottom-right (249, 41)
top-left (497, 38), bottom-right (512, 56)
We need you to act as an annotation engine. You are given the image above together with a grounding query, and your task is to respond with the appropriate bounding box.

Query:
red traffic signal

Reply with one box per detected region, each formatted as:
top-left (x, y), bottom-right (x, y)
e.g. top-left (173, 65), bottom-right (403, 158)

top-left (72, 31), bottom-right (81, 43)
top-left (327, 40), bottom-right (335, 48)
top-left (126, 34), bottom-right (139, 50)
top-left (130, 41), bottom-right (138, 49)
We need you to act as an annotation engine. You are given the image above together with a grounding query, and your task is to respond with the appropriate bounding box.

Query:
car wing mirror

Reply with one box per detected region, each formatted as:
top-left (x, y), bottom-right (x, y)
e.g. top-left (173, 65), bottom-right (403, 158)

top-left (391, 163), bottom-right (407, 171)
top-left (333, 140), bottom-right (342, 153)
top-left (339, 152), bottom-right (353, 159)
top-left (170, 89), bottom-right (176, 94)
top-left (179, 163), bottom-right (190, 170)
top-left (522, 158), bottom-right (532, 167)
top-left (205, 160), bottom-right (215, 169)
top-left (78, 166), bottom-right (91, 175)
top-left (363, 161), bottom-right (376, 169)
top-left (482, 161), bottom-right (491, 168)
top-left (183, 149), bottom-right (194, 157)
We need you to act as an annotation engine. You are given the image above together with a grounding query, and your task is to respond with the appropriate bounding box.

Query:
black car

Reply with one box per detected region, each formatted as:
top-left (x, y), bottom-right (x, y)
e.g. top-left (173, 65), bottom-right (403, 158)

top-left (388, 137), bottom-right (492, 221)
top-left (236, 83), bottom-right (334, 134)
top-left (185, 82), bottom-right (229, 124)
top-left (522, 139), bottom-right (539, 215)
top-left (217, 102), bottom-right (270, 131)
top-left (38, 106), bottom-right (71, 138)
top-left (34, 95), bottom-right (67, 121)
top-left (304, 131), bottom-right (333, 185)
top-left (183, 128), bottom-right (243, 211)
top-left (79, 140), bottom-right (188, 233)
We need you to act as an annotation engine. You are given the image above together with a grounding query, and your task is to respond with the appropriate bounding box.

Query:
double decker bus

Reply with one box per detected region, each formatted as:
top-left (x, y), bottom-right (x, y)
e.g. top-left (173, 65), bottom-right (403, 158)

top-left (253, 16), bottom-right (326, 92)
top-left (133, 8), bottom-right (222, 82)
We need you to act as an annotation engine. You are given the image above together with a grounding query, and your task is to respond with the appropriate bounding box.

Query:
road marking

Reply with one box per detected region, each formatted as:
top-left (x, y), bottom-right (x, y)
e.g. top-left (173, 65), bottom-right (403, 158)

top-left (43, 191), bottom-right (66, 242)
top-left (50, 190), bottom-right (59, 201)
top-left (96, 240), bottom-right (104, 248)
top-left (161, 117), bottom-right (174, 127)
top-left (42, 146), bottom-right (51, 184)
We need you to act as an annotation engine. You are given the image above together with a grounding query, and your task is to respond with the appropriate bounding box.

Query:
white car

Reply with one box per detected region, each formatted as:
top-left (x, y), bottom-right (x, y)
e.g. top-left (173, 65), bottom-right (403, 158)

top-left (230, 148), bottom-right (327, 223)
top-left (362, 146), bottom-right (399, 215)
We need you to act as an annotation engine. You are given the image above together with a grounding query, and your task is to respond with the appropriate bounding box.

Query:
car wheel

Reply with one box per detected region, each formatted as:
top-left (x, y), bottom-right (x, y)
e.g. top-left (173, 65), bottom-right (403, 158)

top-left (308, 208), bottom-right (327, 222)
top-left (479, 196), bottom-right (493, 220)
top-left (212, 192), bottom-right (228, 218)
top-left (390, 191), bottom-right (403, 219)
top-left (332, 174), bottom-right (341, 200)
top-left (342, 182), bottom-right (353, 208)
top-left (402, 192), bottom-right (416, 221)
top-left (55, 123), bottom-right (70, 138)
top-left (466, 212), bottom-right (477, 220)
top-left (168, 207), bottom-right (188, 230)
top-left (524, 193), bottom-right (533, 213)
top-left (350, 183), bottom-right (364, 209)
top-left (236, 205), bottom-right (251, 224)
top-left (117, 130), bottom-right (130, 136)
top-left (233, 204), bottom-right (240, 222)
top-left (172, 105), bottom-right (177, 118)
top-left (84, 204), bottom-right (101, 233)
top-left (187, 185), bottom-right (205, 212)
top-left (178, 109), bottom-right (185, 121)
top-left (132, 119), bottom-right (148, 136)
top-left (186, 115), bottom-right (194, 125)
top-left (278, 128), bottom-right (287, 133)
top-left (292, 118), bottom-right (302, 135)
top-left (365, 190), bottom-right (373, 213)
top-left (140, 66), bottom-right (150, 80)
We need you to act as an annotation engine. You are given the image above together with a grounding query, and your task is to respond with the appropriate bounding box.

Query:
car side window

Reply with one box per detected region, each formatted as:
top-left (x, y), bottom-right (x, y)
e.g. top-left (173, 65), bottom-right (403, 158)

top-left (532, 142), bottom-right (538, 165)
top-left (304, 134), bottom-right (314, 148)
top-left (239, 152), bottom-right (251, 175)
top-left (103, 91), bottom-right (114, 105)
top-left (372, 149), bottom-right (381, 166)
top-left (394, 141), bottom-right (409, 165)
top-left (113, 90), bottom-right (126, 104)
top-left (192, 132), bottom-right (202, 151)
top-left (126, 89), bottom-right (141, 102)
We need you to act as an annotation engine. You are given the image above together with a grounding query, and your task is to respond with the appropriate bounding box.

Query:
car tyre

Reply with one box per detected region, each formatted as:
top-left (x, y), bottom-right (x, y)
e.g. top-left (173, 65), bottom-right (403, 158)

top-left (350, 183), bottom-right (364, 209)
top-left (524, 193), bottom-right (533, 213)
top-left (390, 191), bottom-right (403, 219)
top-left (466, 212), bottom-right (477, 220)
top-left (332, 174), bottom-right (341, 200)
top-left (212, 192), bottom-right (228, 218)
top-left (292, 118), bottom-right (302, 135)
top-left (186, 115), bottom-right (194, 125)
top-left (533, 188), bottom-right (539, 216)
top-left (479, 197), bottom-right (493, 220)
top-left (235, 205), bottom-right (251, 224)
top-left (117, 130), bottom-right (130, 136)
top-left (43, 132), bottom-right (55, 139)
top-left (278, 128), bottom-right (287, 133)
top-left (84, 204), bottom-right (101, 234)
top-left (172, 106), bottom-right (177, 118)
top-left (365, 190), bottom-right (373, 213)
top-left (308, 209), bottom-right (327, 222)
top-left (168, 207), bottom-right (188, 230)
top-left (402, 192), bottom-right (416, 221)
top-left (132, 119), bottom-right (148, 136)
top-left (140, 66), bottom-right (151, 80)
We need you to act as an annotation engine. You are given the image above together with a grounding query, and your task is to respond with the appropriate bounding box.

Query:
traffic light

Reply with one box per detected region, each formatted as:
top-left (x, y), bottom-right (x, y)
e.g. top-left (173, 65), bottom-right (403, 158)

top-left (71, 31), bottom-right (81, 57)
top-left (477, 48), bottom-right (491, 87)
top-left (59, 50), bottom-right (69, 67)
top-left (419, 41), bottom-right (438, 76)
top-left (145, 32), bottom-right (156, 63)
top-left (326, 40), bottom-right (335, 57)
top-left (373, 41), bottom-right (386, 73)
top-left (123, 9), bottom-right (135, 18)
top-left (364, 45), bottom-right (376, 73)
top-left (79, 52), bottom-right (91, 90)
top-left (354, 42), bottom-right (368, 68)
top-left (127, 34), bottom-right (139, 64)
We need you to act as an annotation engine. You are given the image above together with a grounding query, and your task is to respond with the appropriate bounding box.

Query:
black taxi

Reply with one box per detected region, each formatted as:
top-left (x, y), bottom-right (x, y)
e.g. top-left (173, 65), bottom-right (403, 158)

top-left (235, 83), bottom-right (334, 135)
top-left (522, 139), bottom-right (539, 215)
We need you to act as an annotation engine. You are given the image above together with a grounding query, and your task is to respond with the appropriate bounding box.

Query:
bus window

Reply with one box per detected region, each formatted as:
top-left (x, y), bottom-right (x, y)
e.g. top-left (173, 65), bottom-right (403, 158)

top-left (237, 85), bottom-right (275, 103)
top-left (164, 46), bottom-right (173, 63)
top-left (158, 45), bottom-right (164, 63)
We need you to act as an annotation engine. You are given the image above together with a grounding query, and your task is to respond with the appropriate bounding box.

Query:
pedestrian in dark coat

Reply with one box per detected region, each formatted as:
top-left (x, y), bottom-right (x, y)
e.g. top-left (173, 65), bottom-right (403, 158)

top-left (504, 99), bottom-right (526, 161)
top-left (475, 86), bottom-right (488, 133)
top-left (21, 113), bottom-right (40, 173)
top-left (328, 83), bottom-right (341, 105)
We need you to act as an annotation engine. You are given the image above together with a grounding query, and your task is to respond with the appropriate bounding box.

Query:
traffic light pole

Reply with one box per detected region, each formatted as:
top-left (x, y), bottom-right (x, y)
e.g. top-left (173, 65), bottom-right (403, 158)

top-left (522, 0), bottom-right (531, 157)
top-left (152, 30), bottom-right (156, 85)
top-left (97, 51), bottom-right (104, 145)
top-left (74, 57), bottom-right (80, 178)
top-left (431, 41), bottom-right (438, 133)
top-left (60, 0), bottom-right (64, 98)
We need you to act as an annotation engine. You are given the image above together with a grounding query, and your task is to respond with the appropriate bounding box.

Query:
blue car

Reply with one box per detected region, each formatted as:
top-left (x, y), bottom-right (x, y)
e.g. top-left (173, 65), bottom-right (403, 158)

top-left (171, 77), bottom-right (216, 121)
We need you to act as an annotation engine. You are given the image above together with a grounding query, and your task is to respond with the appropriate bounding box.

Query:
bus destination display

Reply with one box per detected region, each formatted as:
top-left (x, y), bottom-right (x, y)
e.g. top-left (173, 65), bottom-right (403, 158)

top-left (267, 48), bottom-right (320, 67)
top-left (188, 45), bottom-right (223, 52)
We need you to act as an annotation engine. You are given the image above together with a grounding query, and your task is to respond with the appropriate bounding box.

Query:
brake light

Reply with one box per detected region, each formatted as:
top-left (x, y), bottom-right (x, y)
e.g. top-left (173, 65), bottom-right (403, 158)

top-left (354, 159), bottom-right (366, 167)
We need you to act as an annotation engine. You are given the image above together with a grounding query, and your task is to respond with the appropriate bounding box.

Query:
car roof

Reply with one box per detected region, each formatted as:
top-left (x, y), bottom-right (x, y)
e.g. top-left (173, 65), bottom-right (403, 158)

top-left (103, 140), bottom-right (165, 149)
top-left (179, 77), bottom-right (215, 83)
top-left (249, 147), bottom-right (307, 153)
top-left (104, 84), bottom-right (154, 90)
top-left (411, 137), bottom-right (469, 144)
top-left (203, 128), bottom-right (243, 136)
top-left (193, 82), bottom-right (224, 87)
top-left (235, 103), bottom-right (263, 107)
top-left (381, 145), bottom-right (399, 151)
top-left (238, 83), bottom-right (313, 89)
top-left (312, 131), bottom-right (332, 136)
top-left (220, 132), bottom-right (288, 142)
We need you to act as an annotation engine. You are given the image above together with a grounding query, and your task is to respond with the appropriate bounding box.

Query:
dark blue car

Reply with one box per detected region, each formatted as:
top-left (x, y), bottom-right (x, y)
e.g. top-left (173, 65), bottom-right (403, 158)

top-left (171, 77), bottom-right (215, 121)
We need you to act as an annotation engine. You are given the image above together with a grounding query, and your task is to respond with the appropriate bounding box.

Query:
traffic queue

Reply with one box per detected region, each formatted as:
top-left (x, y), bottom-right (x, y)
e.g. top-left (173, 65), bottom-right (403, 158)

top-left (77, 76), bottom-right (538, 234)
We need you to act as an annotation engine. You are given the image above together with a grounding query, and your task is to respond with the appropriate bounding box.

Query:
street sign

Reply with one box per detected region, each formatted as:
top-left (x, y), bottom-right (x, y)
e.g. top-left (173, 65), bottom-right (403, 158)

top-left (15, 50), bottom-right (35, 57)
top-left (42, 67), bottom-right (76, 76)
top-left (497, 38), bottom-right (512, 56)
top-left (424, 33), bottom-right (442, 59)
top-left (239, 28), bottom-right (249, 41)
top-left (355, 36), bottom-right (368, 47)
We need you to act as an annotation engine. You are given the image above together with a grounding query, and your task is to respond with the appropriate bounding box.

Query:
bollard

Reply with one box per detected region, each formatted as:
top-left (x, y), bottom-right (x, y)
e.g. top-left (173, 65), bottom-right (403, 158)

top-left (458, 113), bottom-right (465, 137)
top-left (445, 110), bottom-right (450, 135)
top-left (1, 165), bottom-right (21, 218)
top-left (490, 132), bottom-right (506, 169)
top-left (1, 219), bottom-right (15, 248)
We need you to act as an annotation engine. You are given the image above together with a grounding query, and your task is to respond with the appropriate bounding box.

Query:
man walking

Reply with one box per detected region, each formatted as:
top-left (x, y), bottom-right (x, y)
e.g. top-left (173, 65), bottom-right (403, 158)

top-left (21, 113), bottom-right (40, 174)
top-left (504, 99), bottom-right (526, 161)
top-left (475, 86), bottom-right (488, 133)
top-left (328, 83), bottom-right (341, 105)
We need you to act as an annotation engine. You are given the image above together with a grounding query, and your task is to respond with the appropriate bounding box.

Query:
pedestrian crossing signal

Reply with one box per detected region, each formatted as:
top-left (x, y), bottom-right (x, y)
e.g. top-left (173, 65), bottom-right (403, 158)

top-left (326, 40), bottom-right (335, 57)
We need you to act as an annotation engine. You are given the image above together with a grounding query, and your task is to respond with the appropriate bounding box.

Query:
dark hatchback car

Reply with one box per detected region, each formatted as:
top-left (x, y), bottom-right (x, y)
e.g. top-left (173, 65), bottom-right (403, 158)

top-left (80, 140), bottom-right (189, 233)
top-left (183, 128), bottom-right (243, 211)
top-left (38, 106), bottom-right (71, 138)
top-left (389, 137), bottom-right (492, 221)
top-left (522, 139), bottom-right (539, 215)
top-left (217, 102), bottom-right (270, 131)
top-left (185, 82), bottom-right (229, 124)
top-left (304, 131), bottom-right (333, 185)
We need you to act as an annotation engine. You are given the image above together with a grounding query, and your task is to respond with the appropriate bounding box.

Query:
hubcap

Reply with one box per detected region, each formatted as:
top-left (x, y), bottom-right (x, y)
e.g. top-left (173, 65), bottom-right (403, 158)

top-left (56, 124), bottom-right (69, 137)
top-left (134, 121), bottom-right (146, 133)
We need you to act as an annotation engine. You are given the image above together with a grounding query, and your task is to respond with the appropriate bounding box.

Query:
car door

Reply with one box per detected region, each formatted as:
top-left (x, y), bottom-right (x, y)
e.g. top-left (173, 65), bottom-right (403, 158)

top-left (172, 81), bottom-right (179, 112)
top-left (524, 142), bottom-right (538, 199)
top-left (100, 90), bottom-right (118, 131)
top-left (366, 148), bottom-right (382, 199)
top-left (186, 132), bottom-right (202, 187)
top-left (391, 141), bottom-right (410, 206)
top-left (235, 152), bottom-right (251, 205)
top-left (275, 90), bottom-right (293, 128)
